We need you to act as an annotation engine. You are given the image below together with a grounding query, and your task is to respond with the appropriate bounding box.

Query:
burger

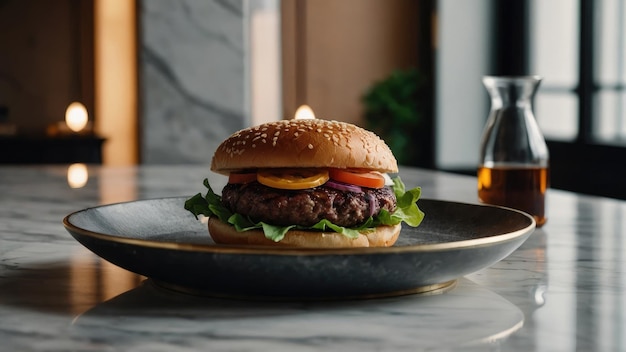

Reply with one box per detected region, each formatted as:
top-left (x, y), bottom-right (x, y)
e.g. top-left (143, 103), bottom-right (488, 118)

top-left (184, 118), bottom-right (424, 248)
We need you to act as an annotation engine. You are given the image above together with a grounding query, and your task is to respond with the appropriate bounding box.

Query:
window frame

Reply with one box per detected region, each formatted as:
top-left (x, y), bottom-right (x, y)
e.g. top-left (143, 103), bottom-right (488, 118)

top-left (494, 0), bottom-right (626, 199)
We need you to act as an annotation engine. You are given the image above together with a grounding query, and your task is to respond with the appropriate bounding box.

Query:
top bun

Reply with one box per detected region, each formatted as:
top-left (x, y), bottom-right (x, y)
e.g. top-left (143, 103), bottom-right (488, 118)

top-left (211, 119), bottom-right (398, 174)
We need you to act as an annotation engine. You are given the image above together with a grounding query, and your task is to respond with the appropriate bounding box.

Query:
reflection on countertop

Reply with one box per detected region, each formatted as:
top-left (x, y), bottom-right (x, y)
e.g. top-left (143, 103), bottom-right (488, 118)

top-left (0, 250), bottom-right (524, 350)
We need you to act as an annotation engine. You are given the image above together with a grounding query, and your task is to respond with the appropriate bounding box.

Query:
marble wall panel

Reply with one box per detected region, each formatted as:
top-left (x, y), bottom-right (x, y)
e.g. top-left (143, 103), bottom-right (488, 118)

top-left (139, 0), bottom-right (248, 164)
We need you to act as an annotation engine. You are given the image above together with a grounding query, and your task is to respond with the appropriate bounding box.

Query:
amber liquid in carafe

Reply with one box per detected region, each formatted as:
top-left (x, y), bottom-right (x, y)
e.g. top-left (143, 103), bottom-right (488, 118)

top-left (478, 165), bottom-right (549, 227)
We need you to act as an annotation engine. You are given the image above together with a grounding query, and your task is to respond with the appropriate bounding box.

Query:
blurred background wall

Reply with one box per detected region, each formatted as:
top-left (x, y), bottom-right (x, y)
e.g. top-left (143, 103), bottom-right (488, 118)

top-left (0, 0), bottom-right (425, 166)
top-left (0, 0), bottom-right (94, 135)
top-left (3, 0), bottom-right (624, 198)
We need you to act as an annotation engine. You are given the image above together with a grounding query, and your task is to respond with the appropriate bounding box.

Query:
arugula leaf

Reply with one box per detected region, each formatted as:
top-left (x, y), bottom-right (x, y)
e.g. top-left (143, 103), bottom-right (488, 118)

top-left (261, 222), bottom-right (296, 242)
top-left (389, 177), bottom-right (425, 227)
top-left (184, 177), bottom-right (425, 242)
top-left (308, 219), bottom-right (367, 239)
top-left (184, 193), bottom-right (211, 218)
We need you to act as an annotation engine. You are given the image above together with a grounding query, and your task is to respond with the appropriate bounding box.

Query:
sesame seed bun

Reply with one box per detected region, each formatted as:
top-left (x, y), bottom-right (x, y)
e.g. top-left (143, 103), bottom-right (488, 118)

top-left (210, 119), bottom-right (398, 175)
top-left (208, 217), bottom-right (401, 248)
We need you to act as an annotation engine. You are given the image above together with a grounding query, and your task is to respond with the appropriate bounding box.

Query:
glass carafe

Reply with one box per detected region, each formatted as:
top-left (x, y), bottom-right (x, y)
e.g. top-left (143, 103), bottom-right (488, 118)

top-left (477, 76), bottom-right (549, 227)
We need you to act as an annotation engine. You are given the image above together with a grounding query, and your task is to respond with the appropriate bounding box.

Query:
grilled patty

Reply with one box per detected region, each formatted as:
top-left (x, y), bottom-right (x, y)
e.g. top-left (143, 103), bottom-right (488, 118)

top-left (221, 182), bottom-right (397, 228)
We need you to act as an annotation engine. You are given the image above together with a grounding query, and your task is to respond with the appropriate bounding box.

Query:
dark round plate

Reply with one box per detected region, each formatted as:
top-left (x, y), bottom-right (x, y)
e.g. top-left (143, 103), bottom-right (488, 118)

top-left (63, 197), bottom-right (535, 299)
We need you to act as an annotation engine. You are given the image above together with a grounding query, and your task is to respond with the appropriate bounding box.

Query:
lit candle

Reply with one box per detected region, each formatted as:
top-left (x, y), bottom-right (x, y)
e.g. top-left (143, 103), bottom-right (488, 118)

top-left (65, 102), bottom-right (89, 133)
top-left (294, 104), bottom-right (315, 120)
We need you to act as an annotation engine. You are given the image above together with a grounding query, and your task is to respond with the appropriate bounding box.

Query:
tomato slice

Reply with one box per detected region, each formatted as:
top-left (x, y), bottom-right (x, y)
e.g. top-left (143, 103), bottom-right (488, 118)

top-left (257, 168), bottom-right (329, 190)
top-left (228, 171), bottom-right (258, 184)
top-left (328, 169), bottom-right (386, 189)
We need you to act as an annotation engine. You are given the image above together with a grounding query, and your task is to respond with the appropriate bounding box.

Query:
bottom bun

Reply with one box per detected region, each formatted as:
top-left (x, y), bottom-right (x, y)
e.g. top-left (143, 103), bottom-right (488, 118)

top-left (207, 217), bottom-right (401, 248)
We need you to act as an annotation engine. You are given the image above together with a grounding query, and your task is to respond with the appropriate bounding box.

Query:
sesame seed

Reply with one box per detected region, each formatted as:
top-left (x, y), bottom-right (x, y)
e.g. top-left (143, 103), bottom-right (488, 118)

top-left (308, 144), bottom-right (313, 149)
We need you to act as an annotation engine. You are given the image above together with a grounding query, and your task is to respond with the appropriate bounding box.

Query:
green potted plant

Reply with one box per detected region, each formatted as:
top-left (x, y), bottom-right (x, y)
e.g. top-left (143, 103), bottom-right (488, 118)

top-left (362, 68), bottom-right (431, 167)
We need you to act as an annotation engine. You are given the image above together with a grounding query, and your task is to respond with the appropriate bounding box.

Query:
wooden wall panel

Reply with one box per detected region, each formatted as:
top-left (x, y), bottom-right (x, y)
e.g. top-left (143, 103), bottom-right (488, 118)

top-left (282, 0), bottom-right (419, 125)
top-left (0, 0), bottom-right (94, 134)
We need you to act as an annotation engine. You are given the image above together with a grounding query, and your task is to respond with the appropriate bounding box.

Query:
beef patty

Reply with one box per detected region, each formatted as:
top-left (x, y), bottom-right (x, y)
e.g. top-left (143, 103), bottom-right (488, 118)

top-left (221, 182), bottom-right (397, 228)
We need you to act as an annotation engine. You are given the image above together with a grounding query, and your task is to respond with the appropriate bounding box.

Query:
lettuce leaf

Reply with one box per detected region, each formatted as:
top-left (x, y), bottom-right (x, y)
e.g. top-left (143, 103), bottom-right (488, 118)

top-left (184, 177), bottom-right (424, 242)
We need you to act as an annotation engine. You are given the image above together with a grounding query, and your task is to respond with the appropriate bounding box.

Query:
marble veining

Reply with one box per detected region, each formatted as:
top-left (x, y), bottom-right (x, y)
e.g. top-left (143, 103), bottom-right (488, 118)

top-left (140, 0), bottom-right (247, 164)
top-left (1, 165), bottom-right (625, 351)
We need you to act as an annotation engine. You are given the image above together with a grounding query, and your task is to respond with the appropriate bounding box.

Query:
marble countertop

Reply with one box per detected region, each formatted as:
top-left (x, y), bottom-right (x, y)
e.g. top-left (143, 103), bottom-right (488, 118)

top-left (1, 164), bottom-right (624, 351)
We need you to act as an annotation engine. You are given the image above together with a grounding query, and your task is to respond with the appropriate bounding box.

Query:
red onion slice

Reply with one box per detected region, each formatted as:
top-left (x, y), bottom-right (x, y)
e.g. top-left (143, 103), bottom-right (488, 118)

top-left (325, 180), bottom-right (363, 193)
top-left (368, 194), bottom-right (377, 218)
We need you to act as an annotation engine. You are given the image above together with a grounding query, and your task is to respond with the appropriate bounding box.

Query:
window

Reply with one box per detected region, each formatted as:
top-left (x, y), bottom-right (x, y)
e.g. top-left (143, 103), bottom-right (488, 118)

top-left (529, 0), bottom-right (579, 141)
top-left (530, 0), bottom-right (626, 145)
top-left (594, 0), bottom-right (626, 142)
top-left (517, 0), bottom-right (626, 199)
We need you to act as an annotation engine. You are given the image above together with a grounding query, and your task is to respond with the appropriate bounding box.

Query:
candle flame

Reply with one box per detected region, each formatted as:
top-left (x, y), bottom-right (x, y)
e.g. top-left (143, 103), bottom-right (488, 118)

top-left (65, 102), bottom-right (88, 132)
top-left (294, 105), bottom-right (315, 120)
top-left (67, 163), bottom-right (89, 189)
